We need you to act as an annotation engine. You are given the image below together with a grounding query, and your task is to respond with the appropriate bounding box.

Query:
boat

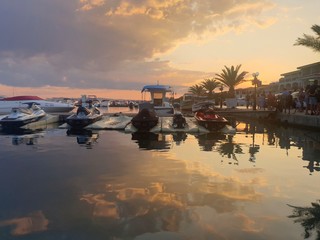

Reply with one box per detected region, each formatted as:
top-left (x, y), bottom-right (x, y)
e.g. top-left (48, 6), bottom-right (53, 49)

top-left (66, 95), bottom-right (103, 129)
top-left (0, 96), bottom-right (75, 114)
top-left (180, 93), bottom-right (195, 111)
top-left (192, 100), bottom-right (215, 112)
top-left (75, 95), bottom-right (101, 108)
top-left (131, 102), bottom-right (159, 132)
top-left (100, 99), bottom-right (110, 108)
top-left (172, 112), bottom-right (187, 129)
top-left (141, 85), bottom-right (174, 116)
top-left (0, 103), bottom-right (47, 129)
top-left (193, 102), bottom-right (228, 131)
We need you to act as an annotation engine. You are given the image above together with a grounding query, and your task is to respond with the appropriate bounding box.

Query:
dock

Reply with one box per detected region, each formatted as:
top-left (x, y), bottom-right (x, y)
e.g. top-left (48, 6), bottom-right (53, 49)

top-left (50, 108), bottom-right (320, 130)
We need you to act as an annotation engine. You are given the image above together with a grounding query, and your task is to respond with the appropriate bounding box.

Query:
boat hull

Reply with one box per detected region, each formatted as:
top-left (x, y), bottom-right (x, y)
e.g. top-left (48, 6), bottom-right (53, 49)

top-left (194, 111), bottom-right (228, 131)
top-left (66, 115), bottom-right (103, 129)
top-left (154, 106), bottom-right (174, 117)
top-left (172, 113), bottom-right (187, 129)
top-left (0, 97), bottom-right (74, 114)
top-left (131, 108), bottom-right (159, 132)
top-left (0, 115), bottom-right (46, 128)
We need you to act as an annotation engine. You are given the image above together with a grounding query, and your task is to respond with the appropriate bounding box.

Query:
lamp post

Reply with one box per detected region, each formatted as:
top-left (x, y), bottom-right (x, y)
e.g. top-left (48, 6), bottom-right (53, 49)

top-left (219, 84), bottom-right (224, 108)
top-left (252, 72), bottom-right (260, 111)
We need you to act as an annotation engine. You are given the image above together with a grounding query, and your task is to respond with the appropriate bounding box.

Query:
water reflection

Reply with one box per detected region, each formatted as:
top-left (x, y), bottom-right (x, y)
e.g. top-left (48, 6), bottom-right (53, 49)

top-left (218, 135), bottom-right (244, 165)
top-left (288, 200), bottom-right (320, 239)
top-left (195, 132), bottom-right (226, 151)
top-left (11, 133), bottom-right (44, 146)
top-left (66, 129), bottom-right (99, 149)
top-left (131, 132), bottom-right (172, 151)
top-left (0, 211), bottom-right (49, 236)
top-left (0, 128), bottom-right (45, 146)
top-left (80, 174), bottom-right (262, 239)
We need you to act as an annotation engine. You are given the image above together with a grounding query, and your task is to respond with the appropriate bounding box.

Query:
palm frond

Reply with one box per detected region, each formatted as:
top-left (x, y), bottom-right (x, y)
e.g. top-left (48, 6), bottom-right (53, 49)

top-left (294, 24), bottom-right (320, 53)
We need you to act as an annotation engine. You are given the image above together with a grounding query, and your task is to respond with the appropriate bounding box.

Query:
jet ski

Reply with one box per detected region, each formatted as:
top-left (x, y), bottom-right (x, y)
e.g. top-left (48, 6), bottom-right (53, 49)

top-left (0, 103), bottom-right (46, 129)
top-left (66, 95), bottom-right (103, 129)
top-left (172, 112), bottom-right (187, 129)
top-left (66, 105), bottom-right (103, 129)
top-left (131, 102), bottom-right (159, 131)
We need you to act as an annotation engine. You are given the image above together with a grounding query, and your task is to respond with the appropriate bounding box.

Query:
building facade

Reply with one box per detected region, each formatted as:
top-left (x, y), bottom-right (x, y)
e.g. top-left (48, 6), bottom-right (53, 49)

top-left (270, 61), bottom-right (320, 92)
top-left (234, 61), bottom-right (320, 98)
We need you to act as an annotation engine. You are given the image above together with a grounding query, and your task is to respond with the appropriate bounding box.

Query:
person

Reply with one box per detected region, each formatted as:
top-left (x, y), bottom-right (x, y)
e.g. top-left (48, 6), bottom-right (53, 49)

top-left (304, 84), bottom-right (310, 115)
top-left (245, 93), bottom-right (250, 109)
top-left (258, 92), bottom-right (266, 110)
top-left (308, 80), bottom-right (318, 115)
top-left (297, 87), bottom-right (305, 112)
top-left (266, 91), bottom-right (275, 110)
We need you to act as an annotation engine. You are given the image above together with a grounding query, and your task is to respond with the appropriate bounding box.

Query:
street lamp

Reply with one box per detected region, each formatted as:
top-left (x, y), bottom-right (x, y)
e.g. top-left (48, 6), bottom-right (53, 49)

top-left (252, 72), bottom-right (260, 111)
top-left (219, 84), bottom-right (224, 108)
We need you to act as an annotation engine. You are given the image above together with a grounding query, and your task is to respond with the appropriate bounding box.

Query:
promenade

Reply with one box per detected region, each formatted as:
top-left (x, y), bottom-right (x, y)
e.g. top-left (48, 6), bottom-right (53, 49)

top-left (215, 106), bottom-right (320, 130)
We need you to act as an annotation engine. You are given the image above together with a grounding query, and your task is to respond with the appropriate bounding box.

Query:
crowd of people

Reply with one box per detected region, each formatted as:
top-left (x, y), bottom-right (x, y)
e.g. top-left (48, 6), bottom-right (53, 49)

top-left (244, 80), bottom-right (320, 115)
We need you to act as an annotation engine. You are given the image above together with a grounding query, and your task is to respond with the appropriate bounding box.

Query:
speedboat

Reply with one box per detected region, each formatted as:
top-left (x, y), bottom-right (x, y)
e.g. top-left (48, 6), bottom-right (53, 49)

top-left (193, 102), bottom-right (228, 131)
top-left (141, 85), bottom-right (174, 116)
top-left (0, 96), bottom-right (75, 114)
top-left (0, 103), bottom-right (46, 129)
top-left (131, 102), bottom-right (159, 132)
top-left (192, 101), bottom-right (215, 112)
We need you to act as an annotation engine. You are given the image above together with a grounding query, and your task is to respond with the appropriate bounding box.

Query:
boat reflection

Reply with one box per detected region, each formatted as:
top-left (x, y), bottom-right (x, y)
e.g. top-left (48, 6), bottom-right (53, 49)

top-left (131, 132), bottom-right (172, 151)
top-left (66, 129), bottom-right (99, 149)
top-left (11, 134), bottom-right (44, 146)
top-left (0, 128), bottom-right (45, 146)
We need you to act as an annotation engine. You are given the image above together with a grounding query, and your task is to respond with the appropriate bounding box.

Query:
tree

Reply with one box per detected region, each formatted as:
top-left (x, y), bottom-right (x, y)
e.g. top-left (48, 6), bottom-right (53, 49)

top-left (188, 84), bottom-right (205, 97)
top-left (215, 65), bottom-right (248, 98)
top-left (294, 24), bottom-right (320, 53)
top-left (201, 78), bottom-right (219, 99)
top-left (288, 200), bottom-right (320, 239)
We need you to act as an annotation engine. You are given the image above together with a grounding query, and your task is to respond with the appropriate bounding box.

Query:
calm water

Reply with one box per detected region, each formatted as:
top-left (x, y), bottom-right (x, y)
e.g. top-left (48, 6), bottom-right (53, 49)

top-left (0, 110), bottom-right (320, 240)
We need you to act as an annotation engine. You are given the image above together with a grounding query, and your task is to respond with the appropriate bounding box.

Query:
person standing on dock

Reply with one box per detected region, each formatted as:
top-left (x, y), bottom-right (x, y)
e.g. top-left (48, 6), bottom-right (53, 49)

top-left (308, 80), bottom-right (318, 115)
top-left (267, 91), bottom-right (276, 110)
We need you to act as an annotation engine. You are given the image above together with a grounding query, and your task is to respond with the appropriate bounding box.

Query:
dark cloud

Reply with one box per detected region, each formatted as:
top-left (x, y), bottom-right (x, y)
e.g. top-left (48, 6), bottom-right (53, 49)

top-left (0, 0), bottom-right (275, 92)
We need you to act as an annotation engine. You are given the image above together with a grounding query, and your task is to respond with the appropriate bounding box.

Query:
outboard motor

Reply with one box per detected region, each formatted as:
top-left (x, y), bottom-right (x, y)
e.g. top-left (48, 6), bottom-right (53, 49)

top-left (172, 112), bottom-right (186, 129)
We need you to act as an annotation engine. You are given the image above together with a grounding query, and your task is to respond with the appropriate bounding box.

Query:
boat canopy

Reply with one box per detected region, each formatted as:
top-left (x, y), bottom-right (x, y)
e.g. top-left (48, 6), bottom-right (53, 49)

top-left (141, 85), bottom-right (172, 93)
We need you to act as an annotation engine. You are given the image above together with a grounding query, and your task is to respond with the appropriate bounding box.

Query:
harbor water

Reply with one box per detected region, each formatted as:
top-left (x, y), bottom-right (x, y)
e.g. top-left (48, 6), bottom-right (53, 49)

top-left (0, 109), bottom-right (320, 240)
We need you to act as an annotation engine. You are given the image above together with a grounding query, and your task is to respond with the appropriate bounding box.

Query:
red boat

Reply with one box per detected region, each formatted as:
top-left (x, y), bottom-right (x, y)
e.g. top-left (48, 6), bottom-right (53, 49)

top-left (194, 108), bottom-right (228, 131)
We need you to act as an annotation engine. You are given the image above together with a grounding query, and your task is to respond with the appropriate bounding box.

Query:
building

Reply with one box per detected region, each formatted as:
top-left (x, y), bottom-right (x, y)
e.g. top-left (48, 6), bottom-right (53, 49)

top-left (234, 61), bottom-right (320, 98)
top-left (272, 61), bottom-right (320, 92)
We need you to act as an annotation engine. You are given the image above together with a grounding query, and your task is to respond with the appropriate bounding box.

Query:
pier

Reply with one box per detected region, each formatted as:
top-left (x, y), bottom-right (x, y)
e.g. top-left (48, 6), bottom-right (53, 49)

top-left (3, 108), bottom-right (318, 131)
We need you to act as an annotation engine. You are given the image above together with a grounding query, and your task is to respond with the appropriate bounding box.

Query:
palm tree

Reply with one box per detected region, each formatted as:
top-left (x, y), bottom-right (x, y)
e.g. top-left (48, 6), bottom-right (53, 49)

top-left (215, 65), bottom-right (248, 98)
top-left (294, 24), bottom-right (320, 53)
top-left (201, 78), bottom-right (219, 99)
top-left (189, 84), bottom-right (205, 97)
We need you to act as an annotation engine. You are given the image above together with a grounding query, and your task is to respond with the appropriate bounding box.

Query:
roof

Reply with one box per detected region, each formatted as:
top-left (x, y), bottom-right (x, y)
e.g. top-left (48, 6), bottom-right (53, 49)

top-left (0, 96), bottom-right (44, 101)
top-left (297, 61), bottom-right (320, 69)
top-left (141, 85), bottom-right (172, 93)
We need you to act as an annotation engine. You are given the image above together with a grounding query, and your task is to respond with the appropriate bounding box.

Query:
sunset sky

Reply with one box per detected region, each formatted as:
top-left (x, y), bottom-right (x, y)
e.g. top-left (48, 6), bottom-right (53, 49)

top-left (0, 0), bottom-right (319, 100)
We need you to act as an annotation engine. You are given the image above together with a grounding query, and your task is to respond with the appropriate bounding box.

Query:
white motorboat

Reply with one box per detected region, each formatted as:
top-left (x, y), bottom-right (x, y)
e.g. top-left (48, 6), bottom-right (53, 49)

top-left (0, 103), bottom-right (47, 128)
top-left (100, 99), bottom-right (110, 108)
top-left (141, 84), bottom-right (175, 116)
top-left (0, 96), bottom-right (75, 114)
